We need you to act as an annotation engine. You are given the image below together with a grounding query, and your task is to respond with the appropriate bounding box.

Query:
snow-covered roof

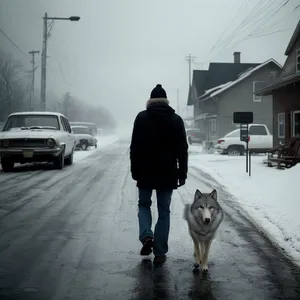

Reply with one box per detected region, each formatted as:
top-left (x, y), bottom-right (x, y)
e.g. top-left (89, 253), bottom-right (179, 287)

top-left (208, 59), bottom-right (282, 98)
top-left (203, 83), bottom-right (232, 95)
top-left (8, 111), bottom-right (65, 117)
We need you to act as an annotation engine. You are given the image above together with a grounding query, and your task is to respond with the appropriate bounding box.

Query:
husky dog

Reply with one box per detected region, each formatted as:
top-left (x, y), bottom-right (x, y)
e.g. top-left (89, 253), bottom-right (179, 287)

top-left (184, 189), bottom-right (224, 272)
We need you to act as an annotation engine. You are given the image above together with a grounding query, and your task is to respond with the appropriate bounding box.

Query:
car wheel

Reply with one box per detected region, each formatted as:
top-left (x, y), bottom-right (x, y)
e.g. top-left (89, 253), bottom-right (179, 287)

top-left (95, 144), bottom-right (97, 148)
top-left (1, 159), bottom-right (14, 172)
top-left (81, 141), bottom-right (88, 151)
top-left (227, 146), bottom-right (242, 156)
top-left (53, 148), bottom-right (65, 169)
top-left (65, 149), bottom-right (74, 166)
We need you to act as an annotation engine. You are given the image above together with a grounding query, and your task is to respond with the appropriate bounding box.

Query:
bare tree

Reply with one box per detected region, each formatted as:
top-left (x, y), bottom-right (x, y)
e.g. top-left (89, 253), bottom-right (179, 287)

top-left (55, 92), bottom-right (116, 129)
top-left (0, 50), bottom-right (30, 120)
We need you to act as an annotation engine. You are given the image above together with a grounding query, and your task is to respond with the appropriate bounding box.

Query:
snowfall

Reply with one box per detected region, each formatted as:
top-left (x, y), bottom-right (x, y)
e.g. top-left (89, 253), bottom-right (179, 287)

top-left (78, 132), bottom-right (300, 267)
top-left (2, 130), bottom-right (300, 267)
top-left (188, 145), bottom-right (300, 267)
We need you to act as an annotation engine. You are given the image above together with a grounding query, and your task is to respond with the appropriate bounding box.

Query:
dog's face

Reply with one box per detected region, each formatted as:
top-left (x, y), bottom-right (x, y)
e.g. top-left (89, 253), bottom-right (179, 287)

top-left (191, 189), bottom-right (219, 224)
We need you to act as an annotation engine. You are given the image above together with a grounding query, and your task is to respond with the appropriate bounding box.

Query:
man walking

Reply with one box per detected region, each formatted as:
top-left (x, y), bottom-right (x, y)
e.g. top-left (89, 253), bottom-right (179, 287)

top-left (130, 84), bottom-right (188, 264)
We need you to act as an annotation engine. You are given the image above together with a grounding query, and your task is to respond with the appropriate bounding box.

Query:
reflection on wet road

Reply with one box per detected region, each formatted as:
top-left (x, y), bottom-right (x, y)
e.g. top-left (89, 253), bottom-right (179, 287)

top-left (0, 142), bottom-right (299, 299)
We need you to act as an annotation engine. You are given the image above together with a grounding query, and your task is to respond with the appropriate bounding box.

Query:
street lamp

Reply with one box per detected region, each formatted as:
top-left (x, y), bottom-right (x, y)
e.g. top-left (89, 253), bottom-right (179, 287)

top-left (40, 13), bottom-right (80, 111)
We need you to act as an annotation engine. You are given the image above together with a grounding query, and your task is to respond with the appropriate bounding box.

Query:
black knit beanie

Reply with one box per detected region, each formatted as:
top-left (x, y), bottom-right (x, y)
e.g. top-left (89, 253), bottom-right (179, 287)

top-left (150, 84), bottom-right (167, 99)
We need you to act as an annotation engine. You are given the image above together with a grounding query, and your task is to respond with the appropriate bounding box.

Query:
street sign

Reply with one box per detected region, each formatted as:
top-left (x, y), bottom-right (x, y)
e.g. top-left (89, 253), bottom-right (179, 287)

top-left (233, 112), bottom-right (253, 124)
top-left (233, 111), bottom-right (253, 177)
top-left (240, 124), bottom-right (249, 142)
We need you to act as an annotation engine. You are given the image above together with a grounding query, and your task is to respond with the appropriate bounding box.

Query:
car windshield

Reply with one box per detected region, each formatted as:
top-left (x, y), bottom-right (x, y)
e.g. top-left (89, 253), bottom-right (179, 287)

top-left (2, 115), bottom-right (60, 131)
top-left (72, 127), bottom-right (91, 135)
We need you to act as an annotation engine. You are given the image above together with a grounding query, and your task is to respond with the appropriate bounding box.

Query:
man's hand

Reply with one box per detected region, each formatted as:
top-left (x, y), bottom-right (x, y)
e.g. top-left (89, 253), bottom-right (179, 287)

top-left (178, 178), bottom-right (186, 187)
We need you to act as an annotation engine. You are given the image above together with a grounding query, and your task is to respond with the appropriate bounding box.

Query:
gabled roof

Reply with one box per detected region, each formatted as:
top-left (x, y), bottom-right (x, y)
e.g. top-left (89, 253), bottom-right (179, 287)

top-left (193, 70), bottom-right (208, 95)
top-left (187, 61), bottom-right (260, 105)
top-left (285, 20), bottom-right (300, 55)
top-left (205, 59), bottom-right (282, 98)
top-left (198, 82), bottom-right (233, 100)
top-left (203, 62), bottom-right (260, 93)
top-left (187, 70), bottom-right (208, 105)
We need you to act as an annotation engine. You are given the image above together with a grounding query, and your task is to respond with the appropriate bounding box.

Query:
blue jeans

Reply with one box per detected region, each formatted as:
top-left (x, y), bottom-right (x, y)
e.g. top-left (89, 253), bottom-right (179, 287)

top-left (138, 188), bottom-right (173, 256)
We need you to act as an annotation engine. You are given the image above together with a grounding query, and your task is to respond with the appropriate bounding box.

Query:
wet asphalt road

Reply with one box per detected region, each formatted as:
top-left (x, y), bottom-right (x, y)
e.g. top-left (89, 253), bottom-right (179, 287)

top-left (0, 141), bottom-right (300, 300)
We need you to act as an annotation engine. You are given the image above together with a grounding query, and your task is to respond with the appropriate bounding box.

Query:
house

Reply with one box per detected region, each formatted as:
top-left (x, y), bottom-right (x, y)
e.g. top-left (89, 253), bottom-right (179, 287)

top-left (256, 20), bottom-right (300, 147)
top-left (187, 52), bottom-right (282, 142)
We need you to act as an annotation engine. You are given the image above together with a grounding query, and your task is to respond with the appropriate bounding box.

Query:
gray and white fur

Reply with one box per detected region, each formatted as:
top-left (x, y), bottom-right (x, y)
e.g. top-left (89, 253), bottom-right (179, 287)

top-left (184, 189), bottom-right (224, 272)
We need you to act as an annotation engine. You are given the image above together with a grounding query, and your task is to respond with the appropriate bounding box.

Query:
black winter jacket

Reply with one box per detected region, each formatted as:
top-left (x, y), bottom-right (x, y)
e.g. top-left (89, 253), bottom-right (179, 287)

top-left (130, 99), bottom-right (188, 190)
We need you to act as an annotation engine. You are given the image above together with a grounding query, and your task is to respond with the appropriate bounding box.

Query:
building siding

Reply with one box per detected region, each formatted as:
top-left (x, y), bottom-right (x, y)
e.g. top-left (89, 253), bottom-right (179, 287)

top-left (272, 83), bottom-right (300, 147)
top-left (217, 63), bottom-right (280, 138)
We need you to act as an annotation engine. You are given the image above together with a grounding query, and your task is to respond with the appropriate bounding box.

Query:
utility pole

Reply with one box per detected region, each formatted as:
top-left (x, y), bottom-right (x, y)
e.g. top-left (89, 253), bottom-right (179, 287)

top-left (186, 54), bottom-right (195, 87)
top-left (40, 12), bottom-right (80, 111)
top-left (29, 50), bottom-right (39, 110)
top-left (40, 13), bottom-right (48, 111)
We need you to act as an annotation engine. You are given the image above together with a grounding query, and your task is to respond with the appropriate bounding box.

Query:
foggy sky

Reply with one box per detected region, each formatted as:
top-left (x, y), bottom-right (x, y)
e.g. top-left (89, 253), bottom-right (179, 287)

top-left (0, 0), bottom-right (299, 126)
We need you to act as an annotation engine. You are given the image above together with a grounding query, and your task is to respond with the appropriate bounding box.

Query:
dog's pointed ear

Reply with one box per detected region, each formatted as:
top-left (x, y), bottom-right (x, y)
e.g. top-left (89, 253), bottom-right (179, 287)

top-left (194, 189), bottom-right (203, 201)
top-left (209, 189), bottom-right (217, 201)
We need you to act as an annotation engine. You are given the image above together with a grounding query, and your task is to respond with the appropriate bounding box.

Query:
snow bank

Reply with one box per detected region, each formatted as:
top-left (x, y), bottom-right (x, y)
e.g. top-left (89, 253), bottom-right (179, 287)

top-left (74, 134), bottom-right (118, 162)
top-left (189, 148), bottom-right (300, 266)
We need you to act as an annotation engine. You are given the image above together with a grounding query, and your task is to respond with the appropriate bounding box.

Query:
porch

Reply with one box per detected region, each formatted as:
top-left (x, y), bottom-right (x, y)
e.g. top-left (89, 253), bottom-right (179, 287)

top-left (273, 83), bottom-right (300, 147)
top-left (194, 113), bottom-right (218, 149)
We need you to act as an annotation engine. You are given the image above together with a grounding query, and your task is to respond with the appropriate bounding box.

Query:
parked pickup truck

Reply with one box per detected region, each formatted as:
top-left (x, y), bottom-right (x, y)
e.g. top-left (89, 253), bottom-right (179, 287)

top-left (214, 124), bottom-right (273, 156)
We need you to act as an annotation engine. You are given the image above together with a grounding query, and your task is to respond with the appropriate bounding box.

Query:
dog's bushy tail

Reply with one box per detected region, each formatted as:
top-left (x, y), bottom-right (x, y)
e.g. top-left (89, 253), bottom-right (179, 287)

top-left (183, 204), bottom-right (190, 221)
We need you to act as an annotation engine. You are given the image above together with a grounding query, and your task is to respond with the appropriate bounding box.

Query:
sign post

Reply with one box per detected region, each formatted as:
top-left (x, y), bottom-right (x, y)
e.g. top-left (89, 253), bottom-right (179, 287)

top-left (240, 124), bottom-right (249, 172)
top-left (233, 112), bottom-right (253, 175)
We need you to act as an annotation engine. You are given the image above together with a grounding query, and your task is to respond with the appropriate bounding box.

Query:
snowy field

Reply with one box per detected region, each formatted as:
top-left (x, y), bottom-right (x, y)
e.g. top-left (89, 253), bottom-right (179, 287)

top-left (188, 145), bottom-right (300, 266)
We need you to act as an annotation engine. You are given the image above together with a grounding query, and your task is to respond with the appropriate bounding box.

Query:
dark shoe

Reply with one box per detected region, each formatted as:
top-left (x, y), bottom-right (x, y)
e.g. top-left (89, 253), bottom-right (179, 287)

top-left (153, 255), bottom-right (166, 265)
top-left (140, 237), bottom-right (154, 256)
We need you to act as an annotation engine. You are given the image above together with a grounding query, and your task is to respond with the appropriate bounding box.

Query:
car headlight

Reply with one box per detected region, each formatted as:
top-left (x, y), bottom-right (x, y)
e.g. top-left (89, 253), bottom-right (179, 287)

top-left (46, 138), bottom-right (56, 148)
top-left (2, 139), bottom-right (9, 148)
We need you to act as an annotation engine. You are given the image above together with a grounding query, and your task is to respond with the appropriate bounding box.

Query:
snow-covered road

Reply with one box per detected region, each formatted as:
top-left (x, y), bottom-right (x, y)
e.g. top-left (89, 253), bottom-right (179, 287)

top-left (0, 142), bottom-right (300, 299)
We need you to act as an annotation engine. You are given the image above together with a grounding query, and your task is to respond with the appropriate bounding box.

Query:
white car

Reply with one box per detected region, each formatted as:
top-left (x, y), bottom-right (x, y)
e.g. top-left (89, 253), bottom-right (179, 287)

top-left (71, 125), bottom-right (97, 150)
top-left (0, 111), bottom-right (76, 172)
top-left (214, 124), bottom-right (273, 156)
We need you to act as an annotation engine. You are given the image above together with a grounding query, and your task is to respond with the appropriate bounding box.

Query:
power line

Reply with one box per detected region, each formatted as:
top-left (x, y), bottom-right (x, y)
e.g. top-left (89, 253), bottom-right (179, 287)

top-left (211, 0), bottom-right (250, 52)
top-left (0, 27), bottom-right (28, 57)
top-left (195, 0), bottom-right (295, 67)
top-left (253, 0), bottom-right (298, 33)
top-left (208, 0), bottom-right (291, 61)
top-left (247, 0), bottom-right (291, 36)
top-left (212, 0), bottom-right (267, 50)
top-left (212, 0), bottom-right (278, 56)
top-left (48, 56), bottom-right (72, 87)
top-left (248, 27), bottom-right (294, 39)
top-left (204, 0), bottom-right (272, 63)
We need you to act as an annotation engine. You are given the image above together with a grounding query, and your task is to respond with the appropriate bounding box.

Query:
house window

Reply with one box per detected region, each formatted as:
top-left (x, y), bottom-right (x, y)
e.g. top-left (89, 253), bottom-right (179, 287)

top-left (253, 81), bottom-right (264, 102)
top-left (277, 113), bottom-right (285, 138)
top-left (292, 111), bottom-right (300, 138)
top-left (296, 49), bottom-right (300, 73)
top-left (249, 125), bottom-right (267, 135)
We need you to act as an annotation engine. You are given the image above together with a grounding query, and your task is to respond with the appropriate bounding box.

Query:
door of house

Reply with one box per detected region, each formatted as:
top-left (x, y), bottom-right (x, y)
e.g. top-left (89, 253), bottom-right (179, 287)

top-left (292, 111), bottom-right (300, 138)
